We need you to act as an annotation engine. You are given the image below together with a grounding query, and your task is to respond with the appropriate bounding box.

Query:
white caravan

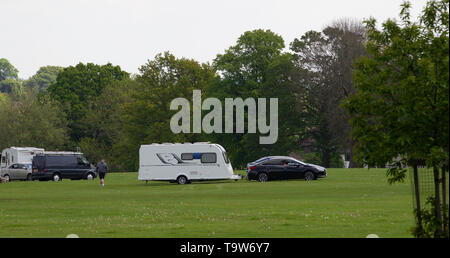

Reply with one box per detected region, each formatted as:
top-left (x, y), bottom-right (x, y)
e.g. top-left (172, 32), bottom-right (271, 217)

top-left (1, 147), bottom-right (45, 169)
top-left (138, 142), bottom-right (241, 184)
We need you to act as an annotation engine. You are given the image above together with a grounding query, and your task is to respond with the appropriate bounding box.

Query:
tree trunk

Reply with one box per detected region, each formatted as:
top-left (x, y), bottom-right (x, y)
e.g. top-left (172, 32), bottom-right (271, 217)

top-left (433, 166), bottom-right (443, 237)
top-left (442, 166), bottom-right (448, 234)
top-left (348, 139), bottom-right (357, 168)
top-left (413, 165), bottom-right (423, 235)
top-left (322, 149), bottom-right (330, 168)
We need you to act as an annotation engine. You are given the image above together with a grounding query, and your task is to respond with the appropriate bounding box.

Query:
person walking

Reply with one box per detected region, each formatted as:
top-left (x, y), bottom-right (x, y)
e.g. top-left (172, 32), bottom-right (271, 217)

top-left (96, 159), bottom-right (108, 187)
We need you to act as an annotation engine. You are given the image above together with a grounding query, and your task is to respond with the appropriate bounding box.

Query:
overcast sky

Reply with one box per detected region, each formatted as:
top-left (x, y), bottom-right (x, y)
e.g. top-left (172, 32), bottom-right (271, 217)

top-left (1, 0), bottom-right (428, 79)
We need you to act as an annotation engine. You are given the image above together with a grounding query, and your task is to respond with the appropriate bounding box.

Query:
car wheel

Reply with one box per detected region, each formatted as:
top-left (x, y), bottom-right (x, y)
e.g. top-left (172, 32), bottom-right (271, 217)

top-left (52, 173), bottom-right (61, 182)
top-left (3, 174), bottom-right (10, 183)
top-left (304, 171), bottom-right (316, 181)
top-left (26, 174), bottom-right (32, 181)
top-left (176, 175), bottom-right (188, 185)
top-left (258, 172), bottom-right (269, 183)
top-left (86, 173), bottom-right (94, 180)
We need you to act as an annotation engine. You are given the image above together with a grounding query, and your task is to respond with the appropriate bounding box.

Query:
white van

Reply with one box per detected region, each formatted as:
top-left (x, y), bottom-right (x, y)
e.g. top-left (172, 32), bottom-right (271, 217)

top-left (138, 142), bottom-right (241, 184)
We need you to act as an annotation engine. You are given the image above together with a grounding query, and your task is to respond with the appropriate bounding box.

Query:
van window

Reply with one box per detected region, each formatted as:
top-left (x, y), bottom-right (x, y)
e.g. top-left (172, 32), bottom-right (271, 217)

top-left (181, 153), bottom-right (194, 160)
top-left (201, 153), bottom-right (217, 163)
top-left (46, 156), bottom-right (77, 166)
top-left (77, 157), bottom-right (89, 165)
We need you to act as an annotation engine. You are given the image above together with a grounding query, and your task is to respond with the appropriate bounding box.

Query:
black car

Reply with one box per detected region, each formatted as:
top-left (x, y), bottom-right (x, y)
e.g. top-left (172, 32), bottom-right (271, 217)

top-left (246, 156), bottom-right (327, 182)
top-left (31, 154), bottom-right (97, 181)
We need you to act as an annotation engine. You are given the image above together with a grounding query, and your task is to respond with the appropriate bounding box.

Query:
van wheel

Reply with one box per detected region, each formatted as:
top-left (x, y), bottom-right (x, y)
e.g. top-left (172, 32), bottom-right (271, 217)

top-left (86, 173), bottom-right (94, 180)
top-left (26, 174), bottom-right (32, 181)
top-left (176, 176), bottom-right (188, 185)
top-left (304, 171), bottom-right (316, 181)
top-left (258, 172), bottom-right (268, 182)
top-left (3, 174), bottom-right (10, 183)
top-left (52, 173), bottom-right (61, 182)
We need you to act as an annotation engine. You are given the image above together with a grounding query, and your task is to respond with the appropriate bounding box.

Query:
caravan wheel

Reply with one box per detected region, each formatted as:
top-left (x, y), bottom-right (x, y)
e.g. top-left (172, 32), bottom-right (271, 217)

top-left (176, 176), bottom-right (188, 185)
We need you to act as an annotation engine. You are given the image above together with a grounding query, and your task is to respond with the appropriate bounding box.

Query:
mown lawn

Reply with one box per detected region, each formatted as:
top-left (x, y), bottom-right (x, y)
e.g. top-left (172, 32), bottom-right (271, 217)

top-left (0, 168), bottom-right (415, 238)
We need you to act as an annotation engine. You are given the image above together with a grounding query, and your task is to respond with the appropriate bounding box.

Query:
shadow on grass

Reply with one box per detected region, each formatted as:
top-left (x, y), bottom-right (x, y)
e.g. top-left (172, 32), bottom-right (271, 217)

top-left (138, 179), bottom-right (247, 187)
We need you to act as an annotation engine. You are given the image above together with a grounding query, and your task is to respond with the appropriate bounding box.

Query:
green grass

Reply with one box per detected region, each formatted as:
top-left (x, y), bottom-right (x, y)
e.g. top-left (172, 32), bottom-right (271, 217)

top-left (0, 168), bottom-right (416, 238)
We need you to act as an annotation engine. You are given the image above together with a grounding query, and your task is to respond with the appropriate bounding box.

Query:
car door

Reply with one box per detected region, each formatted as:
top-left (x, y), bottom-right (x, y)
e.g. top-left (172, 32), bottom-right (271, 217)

top-left (75, 156), bottom-right (90, 179)
top-left (6, 164), bottom-right (18, 180)
top-left (55, 156), bottom-right (74, 178)
top-left (8, 164), bottom-right (25, 180)
top-left (285, 161), bottom-right (306, 179)
top-left (284, 161), bottom-right (299, 179)
top-left (17, 164), bottom-right (29, 179)
top-left (262, 159), bottom-right (287, 180)
top-left (65, 156), bottom-right (80, 179)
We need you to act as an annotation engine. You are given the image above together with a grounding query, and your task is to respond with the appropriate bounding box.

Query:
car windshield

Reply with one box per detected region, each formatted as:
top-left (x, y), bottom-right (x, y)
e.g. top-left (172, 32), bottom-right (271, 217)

top-left (25, 164), bottom-right (32, 169)
top-left (291, 158), bottom-right (306, 165)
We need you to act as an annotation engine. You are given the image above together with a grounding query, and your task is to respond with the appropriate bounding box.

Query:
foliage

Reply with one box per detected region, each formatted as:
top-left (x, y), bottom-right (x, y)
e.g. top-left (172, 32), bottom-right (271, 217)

top-left (343, 0), bottom-right (449, 180)
top-left (342, 0), bottom-right (449, 237)
top-left (209, 29), bottom-right (301, 168)
top-left (302, 152), bottom-right (344, 168)
top-left (0, 78), bottom-right (23, 97)
top-left (79, 78), bottom-right (138, 170)
top-left (0, 92), bottom-right (68, 151)
top-left (302, 152), bottom-right (322, 165)
top-left (290, 19), bottom-right (367, 168)
top-left (0, 58), bottom-right (18, 81)
top-left (24, 66), bottom-right (63, 92)
top-left (47, 62), bottom-right (129, 142)
top-left (412, 196), bottom-right (449, 238)
top-left (120, 52), bottom-right (215, 171)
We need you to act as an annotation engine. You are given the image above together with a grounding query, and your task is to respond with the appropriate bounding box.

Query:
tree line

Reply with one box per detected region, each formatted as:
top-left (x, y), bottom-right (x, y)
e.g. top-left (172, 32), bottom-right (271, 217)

top-left (1, 18), bottom-right (368, 171)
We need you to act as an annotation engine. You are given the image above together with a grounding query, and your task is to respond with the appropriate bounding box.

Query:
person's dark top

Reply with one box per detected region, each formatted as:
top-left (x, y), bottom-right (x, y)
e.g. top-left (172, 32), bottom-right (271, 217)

top-left (96, 161), bottom-right (108, 174)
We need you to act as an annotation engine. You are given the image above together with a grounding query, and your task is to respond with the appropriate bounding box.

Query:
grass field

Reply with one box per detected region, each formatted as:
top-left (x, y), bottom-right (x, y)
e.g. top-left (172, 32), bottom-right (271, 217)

top-left (0, 168), bottom-right (417, 238)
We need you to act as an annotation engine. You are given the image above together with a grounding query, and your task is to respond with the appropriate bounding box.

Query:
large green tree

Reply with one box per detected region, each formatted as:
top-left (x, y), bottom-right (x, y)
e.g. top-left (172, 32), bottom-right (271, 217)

top-left (79, 78), bottom-right (138, 170)
top-left (120, 52), bottom-right (215, 170)
top-left (0, 78), bottom-right (23, 97)
top-left (343, 0), bottom-right (449, 237)
top-left (209, 29), bottom-right (301, 168)
top-left (0, 58), bottom-right (18, 81)
top-left (47, 63), bottom-right (129, 142)
top-left (0, 93), bottom-right (68, 151)
top-left (0, 58), bottom-right (22, 97)
top-left (290, 19), bottom-right (367, 168)
top-left (24, 65), bottom-right (63, 92)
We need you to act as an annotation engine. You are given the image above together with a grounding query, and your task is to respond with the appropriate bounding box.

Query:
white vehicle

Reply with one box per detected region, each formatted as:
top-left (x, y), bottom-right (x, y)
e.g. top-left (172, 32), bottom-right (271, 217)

top-left (1, 147), bottom-right (45, 169)
top-left (138, 142), bottom-right (241, 184)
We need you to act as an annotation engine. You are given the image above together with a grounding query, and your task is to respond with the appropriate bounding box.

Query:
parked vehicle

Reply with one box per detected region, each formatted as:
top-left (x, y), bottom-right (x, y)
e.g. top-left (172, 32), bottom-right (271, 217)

top-left (1, 147), bottom-right (45, 169)
top-left (246, 156), bottom-right (327, 182)
top-left (138, 142), bottom-right (241, 184)
top-left (0, 163), bottom-right (32, 182)
top-left (31, 153), bottom-right (96, 181)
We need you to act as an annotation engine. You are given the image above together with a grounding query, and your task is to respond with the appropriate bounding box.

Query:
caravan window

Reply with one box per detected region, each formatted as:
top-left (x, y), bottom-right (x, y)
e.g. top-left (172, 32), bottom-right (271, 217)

top-left (181, 153), bottom-right (194, 160)
top-left (222, 151), bottom-right (230, 164)
top-left (201, 153), bottom-right (217, 163)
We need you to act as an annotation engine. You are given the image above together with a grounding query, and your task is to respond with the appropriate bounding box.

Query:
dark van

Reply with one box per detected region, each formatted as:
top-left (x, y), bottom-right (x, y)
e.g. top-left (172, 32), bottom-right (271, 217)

top-left (32, 154), bottom-right (97, 181)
